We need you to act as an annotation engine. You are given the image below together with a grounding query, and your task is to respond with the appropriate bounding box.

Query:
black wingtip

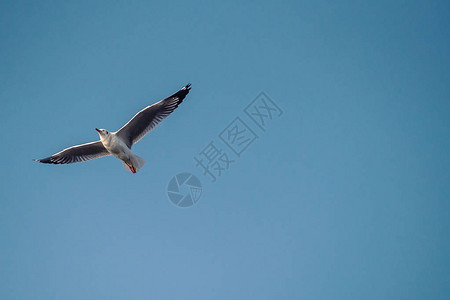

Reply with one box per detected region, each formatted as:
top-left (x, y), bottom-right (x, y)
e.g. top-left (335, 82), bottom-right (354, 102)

top-left (169, 83), bottom-right (192, 101)
top-left (34, 157), bottom-right (58, 164)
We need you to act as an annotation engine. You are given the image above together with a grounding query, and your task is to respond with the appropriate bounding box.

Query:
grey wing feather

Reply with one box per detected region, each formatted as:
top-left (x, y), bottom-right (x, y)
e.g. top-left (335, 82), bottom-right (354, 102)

top-left (36, 141), bottom-right (110, 164)
top-left (116, 83), bottom-right (191, 148)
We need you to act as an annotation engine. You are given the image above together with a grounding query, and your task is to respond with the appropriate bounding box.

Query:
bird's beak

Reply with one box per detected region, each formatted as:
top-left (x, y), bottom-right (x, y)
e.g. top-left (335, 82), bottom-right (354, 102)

top-left (95, 128), bottom-right (101, 133)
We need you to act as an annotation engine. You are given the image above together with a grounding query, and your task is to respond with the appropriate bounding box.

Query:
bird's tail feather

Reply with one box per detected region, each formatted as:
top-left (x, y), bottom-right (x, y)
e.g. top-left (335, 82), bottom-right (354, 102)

top-left (131, 154), bottom-right (146, 172)
top-left (122, 153), bottom-right (146, 173)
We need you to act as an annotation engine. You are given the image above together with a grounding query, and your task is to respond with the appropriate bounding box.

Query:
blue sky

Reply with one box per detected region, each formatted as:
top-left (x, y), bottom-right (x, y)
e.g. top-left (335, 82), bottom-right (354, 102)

top-left (1, 1), bottom-right (449, 299)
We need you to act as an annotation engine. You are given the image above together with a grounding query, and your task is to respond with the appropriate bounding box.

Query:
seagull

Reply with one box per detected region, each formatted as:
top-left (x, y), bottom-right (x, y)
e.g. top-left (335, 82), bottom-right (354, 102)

top-left (35, 84), bottom-right (191, 173)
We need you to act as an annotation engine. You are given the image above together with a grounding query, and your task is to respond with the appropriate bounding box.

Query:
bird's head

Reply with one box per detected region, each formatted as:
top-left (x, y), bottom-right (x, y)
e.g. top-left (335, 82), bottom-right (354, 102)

top-left (95, 128), bottom-right (110, 139)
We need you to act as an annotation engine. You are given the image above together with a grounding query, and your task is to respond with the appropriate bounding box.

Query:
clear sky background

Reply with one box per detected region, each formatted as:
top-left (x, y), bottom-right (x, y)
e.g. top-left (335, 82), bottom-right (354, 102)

top-left (1, 1), bottom-right (449, 299)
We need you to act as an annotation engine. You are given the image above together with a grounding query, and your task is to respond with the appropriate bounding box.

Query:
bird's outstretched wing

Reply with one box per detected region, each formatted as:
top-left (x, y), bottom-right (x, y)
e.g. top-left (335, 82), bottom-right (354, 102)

top-left (35, 141), bottom-right (110, 164)
top-left (116, 83), bottom-right (191, 148)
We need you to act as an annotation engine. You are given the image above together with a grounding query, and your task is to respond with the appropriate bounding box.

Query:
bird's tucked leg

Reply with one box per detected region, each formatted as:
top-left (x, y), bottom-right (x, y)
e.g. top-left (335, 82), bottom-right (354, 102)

top-left (127, 162), bottom-right (136, 173)
top-left (122, 160), bottom-right (137, 173)
top-left (121, 155), bottom-right (144, 173)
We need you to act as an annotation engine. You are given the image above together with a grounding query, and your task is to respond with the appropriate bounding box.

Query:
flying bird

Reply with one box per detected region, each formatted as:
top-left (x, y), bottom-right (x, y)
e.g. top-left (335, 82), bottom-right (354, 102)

top-left (35, 84), bottom-right (191, 173)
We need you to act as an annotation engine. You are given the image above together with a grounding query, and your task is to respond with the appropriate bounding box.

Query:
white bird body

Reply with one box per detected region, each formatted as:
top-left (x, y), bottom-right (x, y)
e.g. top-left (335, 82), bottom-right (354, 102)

top-left (96, 129), bottom-right (145, 173)
top-left (99, 130), bottom-right (130, 160)
top-left (35, 84), bottom-right (191, 173)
